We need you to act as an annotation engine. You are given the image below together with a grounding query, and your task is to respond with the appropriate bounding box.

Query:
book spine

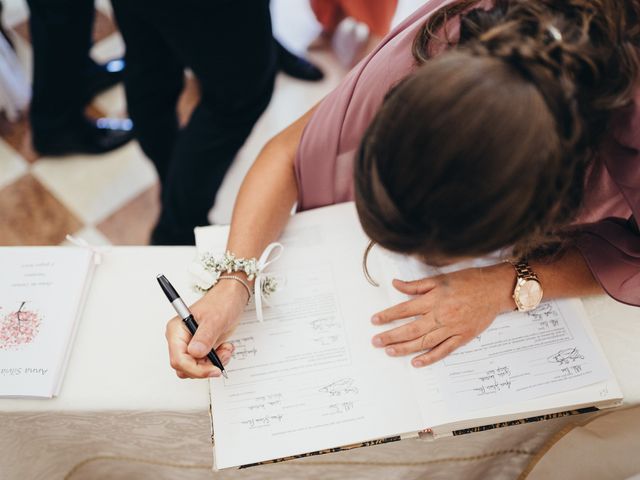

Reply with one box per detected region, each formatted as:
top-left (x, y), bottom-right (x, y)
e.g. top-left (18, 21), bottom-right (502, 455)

top-left (238, 435), bottom-right (403, 469)
top-left (449, 406), bottom-right (599, 437)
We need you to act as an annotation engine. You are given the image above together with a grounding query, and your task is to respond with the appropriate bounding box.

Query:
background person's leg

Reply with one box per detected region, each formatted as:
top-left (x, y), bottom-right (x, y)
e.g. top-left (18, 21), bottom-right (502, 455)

top-left (27, 0), bottom-right (94, 136)
top-left (111, 0), bottom-right (184, 184)
top-left (310, 0), bottom-right (344, 35)
top-left (343, 0), bottom-right (398, 37)
top-left (27, 0), bottom-right (134, 155)
top-left (151, 0), bottom-right (277, 244)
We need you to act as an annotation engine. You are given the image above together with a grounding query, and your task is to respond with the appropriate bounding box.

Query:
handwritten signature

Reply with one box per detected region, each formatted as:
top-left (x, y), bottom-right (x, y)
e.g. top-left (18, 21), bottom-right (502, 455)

top-left (319, 378), bottom-right (359, 397)
top-left (547, 348), bottom-right (584, 365)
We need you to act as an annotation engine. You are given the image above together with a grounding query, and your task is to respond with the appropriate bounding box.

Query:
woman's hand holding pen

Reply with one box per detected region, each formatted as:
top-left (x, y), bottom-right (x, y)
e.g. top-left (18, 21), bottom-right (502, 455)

top-left (370, 264), bottom-right (516, 367)
top-left (165, 280), bottom-right (248, 379)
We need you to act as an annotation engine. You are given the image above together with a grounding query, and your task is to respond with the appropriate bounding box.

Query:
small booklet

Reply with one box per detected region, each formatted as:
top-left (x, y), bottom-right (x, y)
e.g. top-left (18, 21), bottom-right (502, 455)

top-left (194, 203), bottom-right (623, 470)
top-left (0, 247), bottom-right (96, 398)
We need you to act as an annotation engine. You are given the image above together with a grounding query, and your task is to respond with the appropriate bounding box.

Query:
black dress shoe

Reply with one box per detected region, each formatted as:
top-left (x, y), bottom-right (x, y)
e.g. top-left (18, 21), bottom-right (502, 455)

top-left (275, 40), bottom-right (324, 82)
top-left (33, 117), bottom-right (134, 156)
top-left (83, 58), bottom-right (126, 102)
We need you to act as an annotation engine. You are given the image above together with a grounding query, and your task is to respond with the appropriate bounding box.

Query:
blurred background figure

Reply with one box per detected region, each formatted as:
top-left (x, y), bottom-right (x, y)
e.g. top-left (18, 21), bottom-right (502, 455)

top-left (309, 0), bottom-right (398, 65)
top-left (0, 0), bottom-right (421, 248)
top-left (276, 38), bottom-right (324, 82)
top-left (26, 0), bottom-right (133, 155)
top-left (111, 0), bottom-right (278, 245)
top-left (0, 0), bottom-right (30, 121)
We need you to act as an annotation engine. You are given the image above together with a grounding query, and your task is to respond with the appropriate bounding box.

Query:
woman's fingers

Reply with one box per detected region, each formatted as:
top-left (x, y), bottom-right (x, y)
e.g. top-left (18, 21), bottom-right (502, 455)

top-left (216, 342), bottom-right (235, 366)
top-left (412, 336), bottom-right (463, 367)
top-left (166, 317), bottom-right (223, 378)
top-left (372, 314), bottom-right (437, 347)
top-left (392, 278), bottom-right (436, 296)
top-left (372, 296), bottom-right (430, 325)
top-left (383, 327), bottom-right (451, 357)
top-left (169, 344), bottom-right (221, 378)
top-left (187, 311), bottom-right (226, 358)
top-left (371, 278), bottom-right (440, 325)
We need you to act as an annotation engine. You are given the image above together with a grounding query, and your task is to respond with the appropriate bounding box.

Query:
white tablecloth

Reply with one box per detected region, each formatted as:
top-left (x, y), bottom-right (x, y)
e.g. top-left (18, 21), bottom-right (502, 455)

top-left (1, 247), bottom-right (638, 480)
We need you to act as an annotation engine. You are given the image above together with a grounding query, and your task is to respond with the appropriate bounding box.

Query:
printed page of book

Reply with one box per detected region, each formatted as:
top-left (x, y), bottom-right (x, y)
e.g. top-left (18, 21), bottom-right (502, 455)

top-left (0, 247), bottom-right (94, 398)
top-left (378, 253), bottom-right (621, 430)
top-left (196, 204), bottom-right (426, 469)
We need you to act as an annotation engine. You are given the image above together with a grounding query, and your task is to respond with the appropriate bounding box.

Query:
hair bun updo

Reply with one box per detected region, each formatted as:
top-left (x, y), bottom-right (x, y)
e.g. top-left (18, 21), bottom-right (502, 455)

top-left (355, 0), bottom-right (639, 261)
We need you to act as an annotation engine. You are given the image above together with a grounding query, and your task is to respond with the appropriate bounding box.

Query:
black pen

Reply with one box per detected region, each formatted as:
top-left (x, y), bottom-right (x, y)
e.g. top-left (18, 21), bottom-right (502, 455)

top-left (156, 274), bottom-right (228, 379)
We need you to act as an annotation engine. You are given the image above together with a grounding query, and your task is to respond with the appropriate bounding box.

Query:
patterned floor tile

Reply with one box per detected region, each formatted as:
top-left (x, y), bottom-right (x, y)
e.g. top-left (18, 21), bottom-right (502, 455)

top-left (0, 174), bottom-right (83, 245)
top-left (0, 138), bottom-right (28, 189)
top-left (91, 32), bottom-right (127, 118)
top-left (96, 183), bottom-right (160, 245)
top-left (0, 103), bottom-right (106, 165)
top-left (10, 16), bottom-right (27, 42)
top-left (178, 74), bottom-right (200, 128)
top-left (90, 30), bottom-right (124, 64)
top-left (0, 112), bottom-right (38, 163)
top-left (94, 0), bottom-right (113, 17)
top-left (93, 83), bottom-right (127, 119)
top-left (85, 103), bottom-right (107, 119)
top-left (92, 8), bottom-right (117, 43)
top-left (31, 140), bottom-right (157, 224)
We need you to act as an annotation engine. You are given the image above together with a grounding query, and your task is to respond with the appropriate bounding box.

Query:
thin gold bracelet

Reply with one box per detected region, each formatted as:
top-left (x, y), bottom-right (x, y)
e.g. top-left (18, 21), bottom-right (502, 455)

top-left (217, 275), bottom-right (252, 304)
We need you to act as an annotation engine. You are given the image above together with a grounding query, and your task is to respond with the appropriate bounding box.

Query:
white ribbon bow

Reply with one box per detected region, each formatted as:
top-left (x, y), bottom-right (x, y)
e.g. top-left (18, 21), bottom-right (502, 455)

top-left (65, 234), bottom-right (110, 265)
top-left (254, 242), bottom-right (284, 323)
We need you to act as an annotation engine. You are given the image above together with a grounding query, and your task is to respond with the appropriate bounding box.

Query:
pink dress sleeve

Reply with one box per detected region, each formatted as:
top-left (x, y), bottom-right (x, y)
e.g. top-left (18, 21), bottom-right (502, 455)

top-left (574, 88), bottom-right (640, 307)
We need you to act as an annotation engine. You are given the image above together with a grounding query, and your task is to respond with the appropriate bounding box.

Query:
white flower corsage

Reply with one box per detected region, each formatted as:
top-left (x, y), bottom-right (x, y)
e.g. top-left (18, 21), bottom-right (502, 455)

top-left (190, 243), bottom-right (284, 322)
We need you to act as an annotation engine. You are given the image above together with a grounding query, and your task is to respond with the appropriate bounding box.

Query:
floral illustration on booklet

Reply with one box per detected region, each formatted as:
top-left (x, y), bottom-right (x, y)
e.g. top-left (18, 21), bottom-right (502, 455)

top-left (0, 301), bottom-right (42, 350)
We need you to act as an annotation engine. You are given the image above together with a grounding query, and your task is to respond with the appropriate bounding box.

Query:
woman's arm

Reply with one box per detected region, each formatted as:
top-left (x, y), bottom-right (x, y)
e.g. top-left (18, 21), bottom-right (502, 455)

top-left (166, 105), bottom-right (318, 379)
top-left (484, 247), bottom-right (604, 314)
top-left (370, 248), bottom-right (603, 367)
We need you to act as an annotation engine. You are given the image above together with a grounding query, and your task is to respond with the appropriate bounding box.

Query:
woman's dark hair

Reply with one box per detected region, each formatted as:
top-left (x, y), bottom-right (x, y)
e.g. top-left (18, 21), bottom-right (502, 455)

top-left (355, 0), bottom-right (640, 260)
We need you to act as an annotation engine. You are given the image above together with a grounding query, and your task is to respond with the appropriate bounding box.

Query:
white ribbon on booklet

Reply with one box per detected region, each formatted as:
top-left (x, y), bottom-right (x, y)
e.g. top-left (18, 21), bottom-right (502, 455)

top-left (65, 235), bottom-right (110, 265)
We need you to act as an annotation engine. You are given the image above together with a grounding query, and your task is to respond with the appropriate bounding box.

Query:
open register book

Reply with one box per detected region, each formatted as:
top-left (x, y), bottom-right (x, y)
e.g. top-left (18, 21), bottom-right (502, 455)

top-left (0, 247), bottom-right (97, 398)
top-left (194, 202), bottom-right (623, 470)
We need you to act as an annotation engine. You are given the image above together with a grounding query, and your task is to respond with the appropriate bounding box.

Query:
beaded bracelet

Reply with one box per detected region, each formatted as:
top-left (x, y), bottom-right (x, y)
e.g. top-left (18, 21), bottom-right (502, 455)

top-left (218, 275), bottom-right (252, 304)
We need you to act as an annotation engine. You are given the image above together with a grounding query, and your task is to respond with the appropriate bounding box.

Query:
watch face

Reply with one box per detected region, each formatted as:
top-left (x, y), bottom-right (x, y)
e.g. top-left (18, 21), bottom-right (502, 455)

top-left (518, 279), bottom-right (543, 310)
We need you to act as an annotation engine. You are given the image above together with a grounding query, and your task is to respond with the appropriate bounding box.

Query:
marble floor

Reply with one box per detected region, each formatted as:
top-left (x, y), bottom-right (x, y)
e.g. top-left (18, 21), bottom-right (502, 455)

top-left (0, 0), bottom-right (424, 246)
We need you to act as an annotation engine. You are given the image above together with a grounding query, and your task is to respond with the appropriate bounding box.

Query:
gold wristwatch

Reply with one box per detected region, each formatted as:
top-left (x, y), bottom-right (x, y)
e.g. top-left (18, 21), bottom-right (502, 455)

top-left (511, 261), bottom-right (543, 312)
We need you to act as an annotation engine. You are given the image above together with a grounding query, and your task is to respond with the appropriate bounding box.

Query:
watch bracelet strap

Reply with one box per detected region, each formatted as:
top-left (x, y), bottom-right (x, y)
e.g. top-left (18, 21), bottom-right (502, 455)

top-left (512, 261), bottom-right (539, 282)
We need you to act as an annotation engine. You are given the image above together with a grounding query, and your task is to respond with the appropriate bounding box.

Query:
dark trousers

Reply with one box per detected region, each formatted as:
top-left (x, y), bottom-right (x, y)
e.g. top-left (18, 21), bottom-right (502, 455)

top-left (26, 0), bottom-right (96, 136)
top-left (111, 0), bottom-right (277, 245)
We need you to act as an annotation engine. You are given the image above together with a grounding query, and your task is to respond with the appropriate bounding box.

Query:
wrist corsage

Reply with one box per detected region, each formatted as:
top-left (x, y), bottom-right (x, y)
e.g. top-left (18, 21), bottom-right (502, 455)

top-left (190, 242), bottom-right (283, 322)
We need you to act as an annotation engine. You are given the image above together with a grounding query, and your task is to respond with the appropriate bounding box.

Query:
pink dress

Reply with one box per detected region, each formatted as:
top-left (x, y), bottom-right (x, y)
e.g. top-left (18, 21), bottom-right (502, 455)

top-left (295, 0), bottom-right (640, 306)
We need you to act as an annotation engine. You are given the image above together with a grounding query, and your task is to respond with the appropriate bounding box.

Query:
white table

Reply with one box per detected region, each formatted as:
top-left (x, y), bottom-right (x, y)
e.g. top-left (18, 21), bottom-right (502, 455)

top-left (1, 247), bottom-right (638, 480)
